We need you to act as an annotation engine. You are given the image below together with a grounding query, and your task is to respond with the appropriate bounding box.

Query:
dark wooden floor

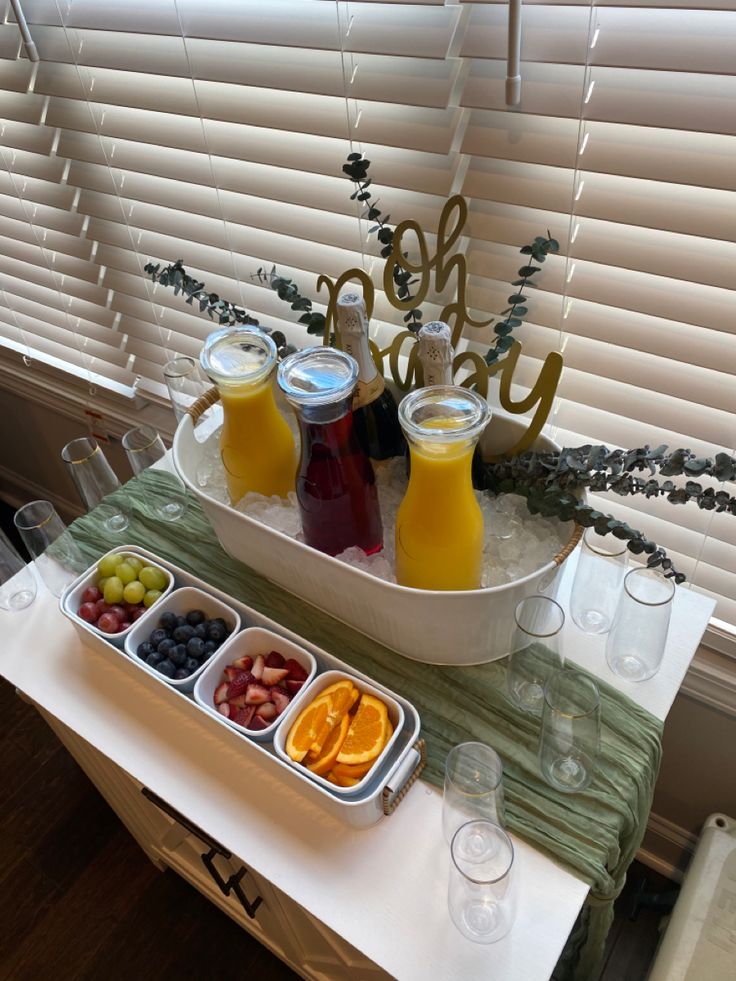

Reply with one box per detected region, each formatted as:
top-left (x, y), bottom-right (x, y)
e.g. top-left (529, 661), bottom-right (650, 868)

top-left (0, 679), bottom-right (676, 981)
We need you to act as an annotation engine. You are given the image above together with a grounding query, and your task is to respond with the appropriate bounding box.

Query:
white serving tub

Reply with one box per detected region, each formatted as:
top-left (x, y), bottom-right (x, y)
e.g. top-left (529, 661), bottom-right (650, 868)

top-left (60, 546), bottom-right (424, 829)
top-left (174, 394), bottom-right (579, 666)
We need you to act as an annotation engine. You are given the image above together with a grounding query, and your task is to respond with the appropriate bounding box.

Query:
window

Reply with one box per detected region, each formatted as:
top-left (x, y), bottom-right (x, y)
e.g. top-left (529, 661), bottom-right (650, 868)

top-left (0, 0), bottom-right (734, 624)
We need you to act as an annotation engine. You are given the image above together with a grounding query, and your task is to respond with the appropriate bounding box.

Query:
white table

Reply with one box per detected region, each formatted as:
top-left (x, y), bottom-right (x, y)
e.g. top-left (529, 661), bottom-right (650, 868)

top-left (0, 552), bottom-right (714, 981)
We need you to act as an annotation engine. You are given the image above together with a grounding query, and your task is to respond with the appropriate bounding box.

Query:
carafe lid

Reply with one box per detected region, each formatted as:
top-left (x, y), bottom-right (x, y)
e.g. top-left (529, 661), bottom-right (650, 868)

top-left (200, 326), bottom-right (277, 387)
top-left (399, 385), bottom-right (491, 444)
top-left (277, 347), bottom-right (358, 406)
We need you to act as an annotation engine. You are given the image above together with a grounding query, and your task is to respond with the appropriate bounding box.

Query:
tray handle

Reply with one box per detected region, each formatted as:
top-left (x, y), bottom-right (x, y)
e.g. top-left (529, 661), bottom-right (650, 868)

top-left (186, 386), bottom-right (220, 422)
top-left (382, 738), bottom-right (426, 816)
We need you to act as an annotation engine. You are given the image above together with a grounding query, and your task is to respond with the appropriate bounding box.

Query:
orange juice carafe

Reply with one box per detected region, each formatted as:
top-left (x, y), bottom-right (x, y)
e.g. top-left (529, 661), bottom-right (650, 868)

top-left (395, 386), bottom-right (491, 591)
top-left (200, 327), bottom-right (296, 504)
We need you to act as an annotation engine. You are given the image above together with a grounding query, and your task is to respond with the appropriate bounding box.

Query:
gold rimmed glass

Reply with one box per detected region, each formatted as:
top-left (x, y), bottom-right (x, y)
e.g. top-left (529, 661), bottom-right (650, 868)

top-left (569, 528), bottom-right (629, 634)
top-left (61, 437), bottom-right (130, 534)
top-left (539, 670), bottom-right (600, 793)
top-left (13, 500), bottom-right (86, 597)
top-left (0, 528), bottom-right (37, 611)
top-left (122, 425), bottom-right (187, 522)
top-left (507, 595), bottom-right (565, 716)
top-left (605, 567), bottom-right (675, 681)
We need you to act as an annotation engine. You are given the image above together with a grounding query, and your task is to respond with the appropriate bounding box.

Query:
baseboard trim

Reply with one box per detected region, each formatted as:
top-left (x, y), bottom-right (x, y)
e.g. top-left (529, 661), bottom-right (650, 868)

top-left (637, 812), bottom-right (698, 883)
top-left (680, 652), bottom-right (736, 719)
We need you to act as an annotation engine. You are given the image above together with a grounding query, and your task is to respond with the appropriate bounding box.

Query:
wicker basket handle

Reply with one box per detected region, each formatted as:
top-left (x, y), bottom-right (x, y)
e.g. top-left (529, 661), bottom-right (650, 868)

top-left (553, 522), bottom-right (583, 566)
top-left (186, 386), bottom-right (221, 422)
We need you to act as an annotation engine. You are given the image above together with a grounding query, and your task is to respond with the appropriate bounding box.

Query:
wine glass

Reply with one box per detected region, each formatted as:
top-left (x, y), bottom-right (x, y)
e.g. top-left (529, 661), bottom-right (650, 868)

top-left (61, 437), bottom-right (130, 534)
top-left (0, 528), bottom-right (37, 611)
top-left (569, 528), bottom-right (628, 634)
top-left (13, 500), bottom-right (86, 597)
top-left (539, 670), bottom-right (600, 793)
top-left (163, 356), bottom-right (211, 423)
top-left (448, 820), bottom-right (517, 944)
top-left (507, 595), bottom-right (565, 716)
top-left (443, 743), bottom-right (505, 845)
top-left (122, 425), bottom-right (187, 522)
top-left (605, 567), bottom-right (675, 681)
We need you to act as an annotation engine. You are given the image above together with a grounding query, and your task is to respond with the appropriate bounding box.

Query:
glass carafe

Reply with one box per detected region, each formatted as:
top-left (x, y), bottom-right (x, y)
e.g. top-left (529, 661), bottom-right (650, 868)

top-left (200, 327), bottom-right (296, 504)
top-left (277, 347), bottom-right (383, 556)
top-left (396, 386), bottom-right (491, 590)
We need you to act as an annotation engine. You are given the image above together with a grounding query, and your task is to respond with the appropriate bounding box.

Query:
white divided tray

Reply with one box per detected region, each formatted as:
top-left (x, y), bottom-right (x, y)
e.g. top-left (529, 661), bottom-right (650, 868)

top-left (60, 546), bottom-right (425, 828)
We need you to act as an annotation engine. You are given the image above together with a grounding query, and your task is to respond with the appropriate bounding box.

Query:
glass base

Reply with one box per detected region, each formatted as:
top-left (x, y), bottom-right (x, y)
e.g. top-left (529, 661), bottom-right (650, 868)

top-left (572, 608), bottom-right (611, 634)
top-left (510, 679), bottom-right (544, 716)
top-left (608, 654), bottom-right (657, 683)
top-left (455, 901), bottom-right (503, 943)
top-left (105, 512), bottom-right (129, 534)
top-left (157, 501), bottom-right (186, 522)
top-left (1, 588), bottom-right (36, 611)
top-left (544, 754), bottom-right (592, 793)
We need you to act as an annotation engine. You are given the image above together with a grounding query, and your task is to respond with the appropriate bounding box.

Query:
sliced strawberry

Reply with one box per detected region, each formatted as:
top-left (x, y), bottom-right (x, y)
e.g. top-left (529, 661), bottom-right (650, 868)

top-left (217, 702), bottom-right (231, 718)
top-left (228, 693), bottom-right (250, 709)
top-left (214, 682), bottom-right (230, 705)
top-left (223, 666), bottom-right (240, 681)
top-left (248, 714), bottom-right (270, 731)
top-left (251, 654), bottom-right (265, 681)
top-left (244, 683), bottom-right (271, 705)
top-left (226, 670), bottom-right (254, 700)
top-left (285, 678), bottom-right (305, 696)
top-left (272, 689), bottom-right (291, 715)
top-left (232, 705), bottom-right (255, 728)
top-left (231, 655), bottom-right (253, 671)
top-left (284, 658), bottom-right (308, 682)
top-left (255, 701), bottom-right (277, 722)
top-left (261, 666), bottom-right (289, 687)
top-left (264, 650), bottom-right (285, 669)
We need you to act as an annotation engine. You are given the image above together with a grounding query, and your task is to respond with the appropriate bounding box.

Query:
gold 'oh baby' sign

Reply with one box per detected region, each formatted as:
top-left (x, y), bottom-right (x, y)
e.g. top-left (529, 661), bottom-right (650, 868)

top-left (316, 195), bottom-right (563, 459)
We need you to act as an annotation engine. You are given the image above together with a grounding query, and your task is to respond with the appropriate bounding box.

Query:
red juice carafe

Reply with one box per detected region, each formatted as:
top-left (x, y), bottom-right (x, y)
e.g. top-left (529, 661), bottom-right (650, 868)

top-left (277, 347), bottom-right (383, 556)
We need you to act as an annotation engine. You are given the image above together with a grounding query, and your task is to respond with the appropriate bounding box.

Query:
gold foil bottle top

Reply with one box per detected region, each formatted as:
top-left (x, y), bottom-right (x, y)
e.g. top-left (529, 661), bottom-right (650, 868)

top-left (336, 292), bottom-right (370, 338)
top-left (418, 322), bottom-right (454, 387)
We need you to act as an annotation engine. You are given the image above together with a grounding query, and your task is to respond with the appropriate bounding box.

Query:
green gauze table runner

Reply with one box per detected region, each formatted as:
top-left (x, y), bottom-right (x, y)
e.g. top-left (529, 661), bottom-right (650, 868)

top-left (67, 471), bottom-right (663, 981)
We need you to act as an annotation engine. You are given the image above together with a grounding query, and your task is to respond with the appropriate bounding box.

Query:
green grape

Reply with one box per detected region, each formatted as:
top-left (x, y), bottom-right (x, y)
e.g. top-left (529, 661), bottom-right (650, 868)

top-left (143, 588), bottom-right (162, 608)
top-left (103, 576), bottom-right (125, 605)
top-left (125, 556), bottom-right (143, 576)
top-left (97, 576), bottom-right (110, 592)
top-left (123, 580), bottom-right (145, 605)
top-left (97, 554), bottom-right (120, 578)
top-left (116, 562), bottom-right (137, 585)
top-left (139, 566), bottom-right (168, 592)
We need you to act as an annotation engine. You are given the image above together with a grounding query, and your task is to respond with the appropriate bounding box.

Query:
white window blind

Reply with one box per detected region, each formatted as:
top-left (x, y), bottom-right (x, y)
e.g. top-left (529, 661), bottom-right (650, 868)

top-left (0, 0), bottom-right (734, 623)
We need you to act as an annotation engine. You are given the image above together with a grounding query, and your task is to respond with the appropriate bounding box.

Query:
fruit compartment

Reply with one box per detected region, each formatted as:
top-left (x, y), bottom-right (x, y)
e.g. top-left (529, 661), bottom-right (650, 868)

top-left (62, 546), bottom-right (174, 646)
top-left (124, 586), bottom-right (241, 693)
top-left (273, 670), bottom-right (405, 797)
top-left (193, 627), bottom-right (317, 741)
top-left (60, 545), bottom-right (424, 827)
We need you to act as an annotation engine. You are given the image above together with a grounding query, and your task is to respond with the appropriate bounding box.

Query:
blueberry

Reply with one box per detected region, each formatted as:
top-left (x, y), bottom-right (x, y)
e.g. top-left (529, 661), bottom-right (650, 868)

top-left (173, 667), bottom-right (189, 680)
top-left (137, 642), bottom-right (154, 661)
top-left (186, 609), bottom-right (206, 627)
top-left (169, 644), bottom-right (187, 666)
top-left (149, 628), bottom-right (168, 647)
top-left (157, 638), bottom-right (175, 657)
top-left (185, 657), bottom-right (199, 673)
top-left (186, 637), bottom-right (205, 660)
top-left (157, 659), bottom-right (176, 678)
top-left (193, 623), bottom-right (207, 640)
top-left (175, 615), bottom-right (187, 628)
top-left (173, 624), bottom-right (195, 643)
top-left (160, 611), bottom-right (177, 632)
top-left (207, 623), bottom-right (226, 644)
top-left (202, 640), bottom-right (217, 656)
top-left (146, 651), bottom-right (164, 667)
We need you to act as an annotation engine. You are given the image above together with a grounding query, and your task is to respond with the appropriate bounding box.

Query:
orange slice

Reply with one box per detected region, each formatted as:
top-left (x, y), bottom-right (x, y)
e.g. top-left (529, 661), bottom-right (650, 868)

top-left (330, 759), bottom-right (374, 780)
top-left (327, 772), bottom-right (361, 788)
top-left (336, 693), bottom-right (389, 766)
top-left (285, 694), bottom-right (332, 763)
top-left (309, 680), bottom-right (360, 757)
top-left (306, 713), bottom-right (350, 777)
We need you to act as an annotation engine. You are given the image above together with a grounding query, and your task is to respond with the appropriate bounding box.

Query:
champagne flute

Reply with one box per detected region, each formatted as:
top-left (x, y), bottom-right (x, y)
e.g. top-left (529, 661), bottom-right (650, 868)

top-left (61, 437), bottom-right (130, 534)
top-left (14, 500), bottom-right (86, 597)
top-left (0, 528), bottom-right (37, 611)
top-left (122, 425), bottom-right (187, 522)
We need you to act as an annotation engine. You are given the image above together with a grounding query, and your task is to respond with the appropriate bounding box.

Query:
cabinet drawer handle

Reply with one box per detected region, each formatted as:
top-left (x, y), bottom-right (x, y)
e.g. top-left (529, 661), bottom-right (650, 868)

top-left (201, 847), bottom-right (263, 920)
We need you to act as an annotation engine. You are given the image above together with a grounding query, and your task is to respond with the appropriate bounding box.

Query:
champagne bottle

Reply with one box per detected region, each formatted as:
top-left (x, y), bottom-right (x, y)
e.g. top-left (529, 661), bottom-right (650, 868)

top-left (336, 293), bottom-right (405, 460)
top-left (416, 322), bottom-right (486, 489)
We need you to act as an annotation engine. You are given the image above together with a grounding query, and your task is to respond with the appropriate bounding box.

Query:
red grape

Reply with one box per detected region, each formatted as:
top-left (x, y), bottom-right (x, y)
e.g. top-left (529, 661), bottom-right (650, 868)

top-left (97, 612), bottom-right (121, 633)
top-left (130, 606), bottom-right (148, 621)
top-left (94, 599), bottom-right (111, 618)
top-left (108, 605), bottom-right (127, 622)
top-left (78, 602), bottom-right (97, 623)
top-left (118, 621), bottom-right (131, 632)
top-left (81, 586), bottom-right (102, 605)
